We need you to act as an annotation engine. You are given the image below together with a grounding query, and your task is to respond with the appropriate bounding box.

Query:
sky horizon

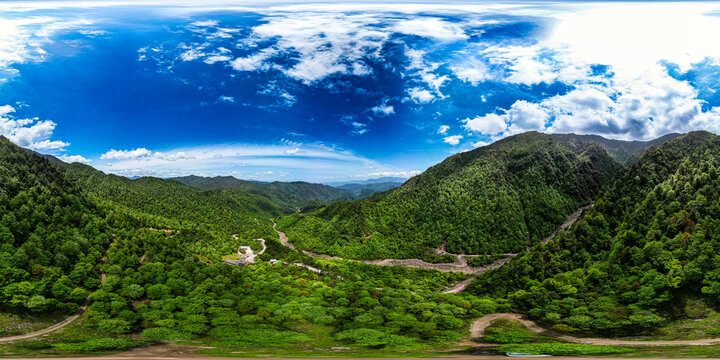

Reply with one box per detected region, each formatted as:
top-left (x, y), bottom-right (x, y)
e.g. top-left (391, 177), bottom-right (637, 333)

top-left (1, 1), bottom-right (720, 182)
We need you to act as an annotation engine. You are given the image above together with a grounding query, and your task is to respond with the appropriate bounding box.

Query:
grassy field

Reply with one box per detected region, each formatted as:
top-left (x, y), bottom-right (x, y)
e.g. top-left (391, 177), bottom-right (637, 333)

top-left (0, 313), bottom-right (65, 337)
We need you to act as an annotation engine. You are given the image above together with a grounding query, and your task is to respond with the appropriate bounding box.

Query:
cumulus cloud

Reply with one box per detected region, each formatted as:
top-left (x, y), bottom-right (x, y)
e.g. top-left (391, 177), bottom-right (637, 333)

top-left (407, 88), bottom-right (435, 104)
top-left (0, 105), bottom-right (70, 151)
top-left (101, 147), bottom-right (153, 160)
top-left (393, 18), bottom-right (468, 41)
top-left (437, 125), bottom-right (449, 134)
top-left (451, 62), bottom-right (490, 85)
top-left (59, 154), bottom-right (91, 163)
top-left (30, 139), bottom-right (70, 151)
top-left (443, 135), bottom-right (463, 145)
top-left (370, 101), bottom-right (395, 116)
top-left (462, 113), bottom-right (507, 135)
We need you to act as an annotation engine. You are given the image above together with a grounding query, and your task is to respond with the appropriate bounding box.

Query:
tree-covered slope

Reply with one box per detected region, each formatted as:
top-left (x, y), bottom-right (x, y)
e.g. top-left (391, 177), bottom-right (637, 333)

top-left (470, 131), bottom-right (720, 335)
top-left (63, 164), bottom-right (290, 255)
top-left (172, 175), bottom-right (352, 208)
top-left (551, 133), bottom-right (681, 164)
top-left (0, 137), bottom-right (111, 314)
top-left (335, 181), bottom-right (403, 199)
top-left (277, 132), bottom-right (620, 260)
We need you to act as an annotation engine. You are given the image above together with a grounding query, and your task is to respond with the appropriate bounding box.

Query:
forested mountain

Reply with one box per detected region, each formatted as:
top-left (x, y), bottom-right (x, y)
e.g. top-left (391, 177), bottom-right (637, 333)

top-left (63, 165), bottom-right (289, 254)
top-left (334, 181), bottom-right (403, 199)
top-left (277, 132), bottom-right (621, 260)
top-left (0, 136), bottom-right (111, 314)
top-left (470, 131), bottom-right (720, 335)
top-left (551, 133), bottom-right (681, 164)
top-left (172, 175), bottom-right (352, 208)
top-left (0, 136), bottom-right (500, 354)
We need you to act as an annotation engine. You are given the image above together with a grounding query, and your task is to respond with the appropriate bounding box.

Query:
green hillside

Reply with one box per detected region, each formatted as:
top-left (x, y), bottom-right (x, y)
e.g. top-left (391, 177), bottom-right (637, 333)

top-left (0, 138), bottom-right (501, 356)
top-left (277, 132), bottom-right (621, 260)
top-left (62, 164), bottom-right (291, 256)
top-left (335, 181), bottom-right (403, 199)
top-left (469, 131), bottom-right (720, 335)
top-left (172, 175), bottom-right (352, 208)
top-left (551, 133), bottom-right (681, 164)
top-left (0, 136), bottom-right (111, 314)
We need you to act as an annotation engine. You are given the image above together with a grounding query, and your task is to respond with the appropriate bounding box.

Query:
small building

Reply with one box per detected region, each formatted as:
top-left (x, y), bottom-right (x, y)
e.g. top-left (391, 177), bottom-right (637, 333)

top-left (223, 259), bottom-right (245, 266)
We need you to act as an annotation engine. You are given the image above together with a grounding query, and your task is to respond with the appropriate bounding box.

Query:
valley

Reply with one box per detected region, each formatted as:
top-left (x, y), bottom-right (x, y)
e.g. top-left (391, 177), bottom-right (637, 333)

top-left (1, 131), bottom-right (720, 358)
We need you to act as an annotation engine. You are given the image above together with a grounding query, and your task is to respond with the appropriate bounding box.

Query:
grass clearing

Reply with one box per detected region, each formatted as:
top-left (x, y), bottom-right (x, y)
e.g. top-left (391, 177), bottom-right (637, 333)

top-left (495, 343), bottom-right (633, 356)
top-left (0, 312), bottom-right (64, 337)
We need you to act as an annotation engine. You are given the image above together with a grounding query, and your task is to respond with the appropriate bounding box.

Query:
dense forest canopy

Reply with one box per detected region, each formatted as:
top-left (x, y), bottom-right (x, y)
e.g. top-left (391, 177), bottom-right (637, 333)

top-left (2, 130), bottom-right (720, 355)
top-left (0, 136), bottom-right (110, 314)
top-left (470, 131), bottom-right (720, 335)
top-left (172, 175), bottom-right (353, 208)
top-left (277, 132), bottom-right (620, 260)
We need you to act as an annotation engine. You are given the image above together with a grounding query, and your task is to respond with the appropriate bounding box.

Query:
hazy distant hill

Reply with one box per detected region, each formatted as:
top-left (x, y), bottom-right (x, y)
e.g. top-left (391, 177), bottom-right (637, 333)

top-left (172, 175), bottom-right (352, 208)
top-left (551, 132), bottom-right (681, 163)
top-left (334, 181), bottom-right (403, 199)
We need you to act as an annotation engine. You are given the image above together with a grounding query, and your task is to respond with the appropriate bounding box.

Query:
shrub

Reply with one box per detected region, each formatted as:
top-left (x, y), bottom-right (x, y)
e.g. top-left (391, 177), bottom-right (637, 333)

top-left (141, 327), bottom-right (193, 340)
top-left (52, 338), bottom-right (144, 352)
top-left (496, 343), bottom-right (632, 356)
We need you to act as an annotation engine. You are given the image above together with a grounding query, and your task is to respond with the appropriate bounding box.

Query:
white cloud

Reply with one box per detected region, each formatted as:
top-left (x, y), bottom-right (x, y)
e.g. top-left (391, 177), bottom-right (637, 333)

top-left (548, 3), bottom-right (720, 75)
top-left (392, 17), bottom-right (468, 41)
top-left (97, 142), bottom-right (414, 182)
top-left (0, 16), bottom-right (101, 80)
top-left (443, 135), bottom-right (462, 145)
top-left (437, 125), bottom-right (449, 135)
top-left (472, 140), bottom-right (489, 148)
top-left (101, 147), bottom-right (152, 160)
top-left (204, 54), bottom-right (231, 64)
top-left (364, 170), bottom-right (421, 178)
top-left (451, 62), bottom-right (490, 85)
top-left (217, 95), bottom-right (235, 103)
top-left (350, 121), bottom-right (368, 135)
top-left (59, 154), bottom-right (91, 163)
top-left (229, 48), bottom-right (276, 71)
top-left (180, 48), bottom-right (205, 61)
top-left (370, 101), bottom-right (394, 116)
top-left (30, 139), bottom-right (70, 151)
top-left (407, 88), bottom-right (435, 104)
top-left (190, 20), bottom-right (218, 27)
top-left (462, 113), bottom-right (507, 135)
top-left (0, 105), bottom-right (70, 151)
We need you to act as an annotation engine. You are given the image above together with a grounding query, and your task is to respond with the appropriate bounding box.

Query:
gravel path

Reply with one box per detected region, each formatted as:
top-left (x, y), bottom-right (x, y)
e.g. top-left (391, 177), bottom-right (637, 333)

top-left (470, 313), bottom-right (720, 346)
top-left (0, 239), bottom-right (116, 343)
top-left (271, 221), bottom-right (514, 274)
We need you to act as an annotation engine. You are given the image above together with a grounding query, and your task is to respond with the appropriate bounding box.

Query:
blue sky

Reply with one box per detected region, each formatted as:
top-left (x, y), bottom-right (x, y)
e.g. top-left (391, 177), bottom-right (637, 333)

top-left (1, 1), bottom-right (720, 182)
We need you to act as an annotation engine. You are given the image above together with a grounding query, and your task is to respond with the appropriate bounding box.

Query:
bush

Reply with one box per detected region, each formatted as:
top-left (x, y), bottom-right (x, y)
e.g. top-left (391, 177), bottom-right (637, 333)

top-left (141, 327), bottom-right (193, 340)
top-left (98, 319), bottom-right (132, 334)
top-left (496, 343), bottom-right (632, 356)
top-left (52, 338), bottom-right (144, 352)
top-left (334, 328), bottom-right (417, 347)
top-left (484, 331), bottom-right (532, 344)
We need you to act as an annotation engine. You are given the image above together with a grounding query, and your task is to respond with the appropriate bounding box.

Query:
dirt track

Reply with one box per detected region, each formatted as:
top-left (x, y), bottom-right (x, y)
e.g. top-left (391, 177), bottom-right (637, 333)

top-left (0, 239), bottom-right (116, 343)
top-left (471, 313), bottom-right (720, 346)
top-left (2, 343), bottom-right (714, 360)
top-left (271, 221), bottom-right (515, 274)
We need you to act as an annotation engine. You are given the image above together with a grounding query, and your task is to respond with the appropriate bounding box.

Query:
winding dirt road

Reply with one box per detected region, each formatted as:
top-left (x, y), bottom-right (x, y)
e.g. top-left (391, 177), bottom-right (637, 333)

top-left (470, 313), bottom-right (720, 346)
top-left (271, 221), bottom-right (514, 275)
